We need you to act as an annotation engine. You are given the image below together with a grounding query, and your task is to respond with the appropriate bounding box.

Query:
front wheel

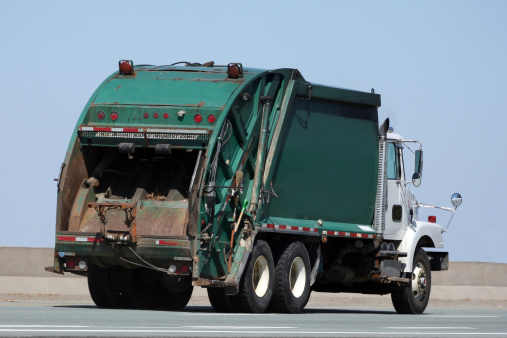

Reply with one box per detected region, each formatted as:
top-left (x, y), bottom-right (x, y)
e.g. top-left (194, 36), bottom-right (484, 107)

top-left (391, 248), bottom-right (431, 314)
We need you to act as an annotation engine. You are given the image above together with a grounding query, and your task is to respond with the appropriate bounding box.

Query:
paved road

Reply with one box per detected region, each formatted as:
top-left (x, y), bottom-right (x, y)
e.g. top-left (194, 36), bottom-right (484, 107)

top-left (0, 302), bottom-right (506, 337)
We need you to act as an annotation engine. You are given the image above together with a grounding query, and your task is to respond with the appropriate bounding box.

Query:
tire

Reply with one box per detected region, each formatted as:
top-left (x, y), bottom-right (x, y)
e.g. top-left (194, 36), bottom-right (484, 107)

top-left (270, 242), bottom-right (311, 313)
top-left (207, 288), bottom-right (236, 312)
top-left (231, 240), bottom-right (275, 313)
top-left (126, 268), bottom-right (154, 309)
top-left (391, 248), bottom-right (431, 314)
top-left (108, 267), bottom-right (131, 308)
top-left (151, 283), bottom-right (193, 310)
top-left (109, 267), bottom-right (154, 309)
top-left (87, 265), bottom-right (114, 308)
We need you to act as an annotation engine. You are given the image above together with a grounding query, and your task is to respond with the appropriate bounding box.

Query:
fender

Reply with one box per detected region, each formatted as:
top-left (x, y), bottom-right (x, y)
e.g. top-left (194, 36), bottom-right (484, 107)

top-left (397, 220), bottom-right (444, 273)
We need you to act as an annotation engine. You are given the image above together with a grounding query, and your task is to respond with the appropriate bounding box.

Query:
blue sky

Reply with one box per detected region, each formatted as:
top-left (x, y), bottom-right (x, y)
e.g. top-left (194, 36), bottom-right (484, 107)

top-left (1, 0), bottom-right (506, 263)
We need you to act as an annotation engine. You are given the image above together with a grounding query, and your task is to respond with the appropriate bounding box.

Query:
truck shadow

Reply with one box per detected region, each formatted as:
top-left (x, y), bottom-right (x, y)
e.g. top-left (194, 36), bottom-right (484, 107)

top-left (53, 305), bottom-right (397, 315)
top-left (302, 308), bottom-right (396, 315)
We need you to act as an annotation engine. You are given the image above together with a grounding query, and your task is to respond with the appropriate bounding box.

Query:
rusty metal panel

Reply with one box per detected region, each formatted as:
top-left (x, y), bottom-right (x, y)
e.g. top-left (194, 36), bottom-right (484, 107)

top-left (56, 140), bottom-right (89, 232)
top-left (136, 202), bottom-right (188, 237)
top-left (68, 183), bottom-right (95, 232)
top-left (78, 202), bottom-right (189, 238)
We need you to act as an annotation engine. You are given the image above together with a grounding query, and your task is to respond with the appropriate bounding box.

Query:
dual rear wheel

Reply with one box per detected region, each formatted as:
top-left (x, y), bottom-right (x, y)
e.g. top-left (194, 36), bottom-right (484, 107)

top-left (207, 240), bottom-right (311, 313)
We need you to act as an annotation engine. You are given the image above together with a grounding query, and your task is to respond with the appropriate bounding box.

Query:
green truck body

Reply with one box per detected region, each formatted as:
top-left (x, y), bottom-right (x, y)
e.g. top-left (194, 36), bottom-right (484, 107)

top-left (51, 61), bottom-right (453, 314)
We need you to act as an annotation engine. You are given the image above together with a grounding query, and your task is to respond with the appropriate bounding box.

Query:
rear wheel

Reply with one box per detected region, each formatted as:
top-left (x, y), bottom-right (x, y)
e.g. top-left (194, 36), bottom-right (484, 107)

top-left (270, 242), bottom-right (311, 313)
top-left (151, 283), bottom-right (193, 310)
top-left (87, 265), bottom-right (114, 308)
top-left (231, 240), bottom-right (274, 313)
top-left (207, 287), bottom-right (236, 312)
top-left (391, 248), bottom-right (431, 314)
top-left (109, 267), bottom-right (154, 309)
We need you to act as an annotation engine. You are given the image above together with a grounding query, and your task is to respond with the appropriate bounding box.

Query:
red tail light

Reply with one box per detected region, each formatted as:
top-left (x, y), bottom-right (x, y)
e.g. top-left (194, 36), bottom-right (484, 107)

top-left (207, 114), bottom-right (216, 124)
top-left (97, 111), bottom-right (105, 120)
top-left (428, 216), bottom-right (436, 223)
top-left (181, 265), bottom-right (189, 274)
top-left (153, 113), bottom-right (159, 118)
top-left (194, 114), bottom-right (202, 123)
top-left (163, 113), bottom-right (169, 119)
top-left (67, 260), bottom-right (75, 268)
top-left (143, 112), bottom-right (149, 119)
top-left (110, 111), bottom-right (119, 121)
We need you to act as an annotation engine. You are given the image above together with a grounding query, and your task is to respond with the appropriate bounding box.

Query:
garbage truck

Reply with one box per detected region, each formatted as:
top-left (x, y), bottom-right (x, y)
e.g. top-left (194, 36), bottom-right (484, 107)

top-left (49, 60), bottom-right (462, 314)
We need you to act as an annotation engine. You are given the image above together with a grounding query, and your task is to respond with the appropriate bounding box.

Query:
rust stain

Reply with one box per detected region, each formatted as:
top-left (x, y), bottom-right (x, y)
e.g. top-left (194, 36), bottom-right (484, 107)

top-left (115, 85), bottom-right (122, 91)
top-left (78, 203), bottom-right (189, 238)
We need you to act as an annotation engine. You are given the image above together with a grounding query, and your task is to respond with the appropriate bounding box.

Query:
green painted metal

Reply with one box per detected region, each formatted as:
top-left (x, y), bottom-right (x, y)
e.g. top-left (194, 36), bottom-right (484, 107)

top-left (250, 97), bottom-right (272, 214)
top-left (297, 82), bottom-right (381, 107)
top-left (260, 98), bottom-right (379, 226)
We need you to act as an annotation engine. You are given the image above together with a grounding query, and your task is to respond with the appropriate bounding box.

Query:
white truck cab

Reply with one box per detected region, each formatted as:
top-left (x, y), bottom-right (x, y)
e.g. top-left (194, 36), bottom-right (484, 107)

top-left (383, 127), bottom-right (462, 274)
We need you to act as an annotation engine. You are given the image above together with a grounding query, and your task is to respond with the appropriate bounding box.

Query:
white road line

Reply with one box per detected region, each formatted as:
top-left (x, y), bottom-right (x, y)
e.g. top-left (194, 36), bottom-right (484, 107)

top-left (0, 329), bottom-right (506, 335)
top-left (183, 326), bottom-right (296, 329)
top-left (385, 327), bottom-right (476, 329)
top-left (0, 325), bottom-right (294, 329)
top-left (426, 315), bottom-right (499, 318)
top-left (0, 325), bottom-right (88, 328)
top-left (178, 312), bottom-right (274, 315)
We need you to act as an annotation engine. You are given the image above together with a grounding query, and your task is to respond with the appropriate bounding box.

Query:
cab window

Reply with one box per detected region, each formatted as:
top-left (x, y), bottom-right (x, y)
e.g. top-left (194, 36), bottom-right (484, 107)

top-left (387, 143), bottom-right (400, 180)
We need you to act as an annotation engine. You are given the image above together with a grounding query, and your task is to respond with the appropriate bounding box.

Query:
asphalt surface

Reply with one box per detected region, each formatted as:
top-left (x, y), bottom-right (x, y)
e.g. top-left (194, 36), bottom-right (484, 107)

top-left (0, 302), bottom-right (506, 337)
top-left (1, 247), bottom-right (507, 337)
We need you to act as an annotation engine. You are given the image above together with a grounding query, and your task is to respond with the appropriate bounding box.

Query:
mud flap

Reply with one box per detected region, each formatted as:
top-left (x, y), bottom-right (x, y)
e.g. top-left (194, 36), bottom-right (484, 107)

top-left (45, 250), bottom-right (64, 275)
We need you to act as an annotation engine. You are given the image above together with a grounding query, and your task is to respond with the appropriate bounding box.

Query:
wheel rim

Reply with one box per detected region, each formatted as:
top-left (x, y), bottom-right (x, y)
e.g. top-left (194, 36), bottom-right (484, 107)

top-left (289, 257), bottom-right (306, 298)
top-left (252, 255), bottom-right (270, 297)
top-left (411, 262), bottom-right (427, 301)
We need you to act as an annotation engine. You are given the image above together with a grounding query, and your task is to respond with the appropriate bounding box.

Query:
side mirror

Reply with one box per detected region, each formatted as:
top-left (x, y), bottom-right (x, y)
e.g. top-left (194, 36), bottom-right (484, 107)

top-left (379, 118), bottom-right (390, 138)
top-left (412, 172), bottom-right (422, 187)
top-left (415, 149), bottom-right (423, 176)
top-left (451, 193), bottom-right (462, 207)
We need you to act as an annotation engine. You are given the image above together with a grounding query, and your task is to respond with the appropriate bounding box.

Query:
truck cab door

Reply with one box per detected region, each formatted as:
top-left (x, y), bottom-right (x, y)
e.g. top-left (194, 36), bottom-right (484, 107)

top-left (384, 142), bottom-right (408, 239)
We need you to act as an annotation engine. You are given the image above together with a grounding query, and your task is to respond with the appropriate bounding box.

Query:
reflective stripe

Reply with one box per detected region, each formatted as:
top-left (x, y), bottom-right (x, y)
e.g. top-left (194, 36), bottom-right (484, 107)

top-left (155, 240), bottom-right (178, 246)
top-left (322, 230), bottom-right (376, 239)
top-left (146, 128), bottom-right (208, 134)
top-left (261, 223), bottom-right (319, 234)
top-left (57, 236), bottom-right (100, 243)
top-left (79, 126), bottom-right (209, 134)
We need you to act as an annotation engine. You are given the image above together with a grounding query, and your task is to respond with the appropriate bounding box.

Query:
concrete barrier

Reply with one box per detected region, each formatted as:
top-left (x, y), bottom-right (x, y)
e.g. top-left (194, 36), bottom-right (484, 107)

top-left (1, 247), bottom-right (506, 307)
